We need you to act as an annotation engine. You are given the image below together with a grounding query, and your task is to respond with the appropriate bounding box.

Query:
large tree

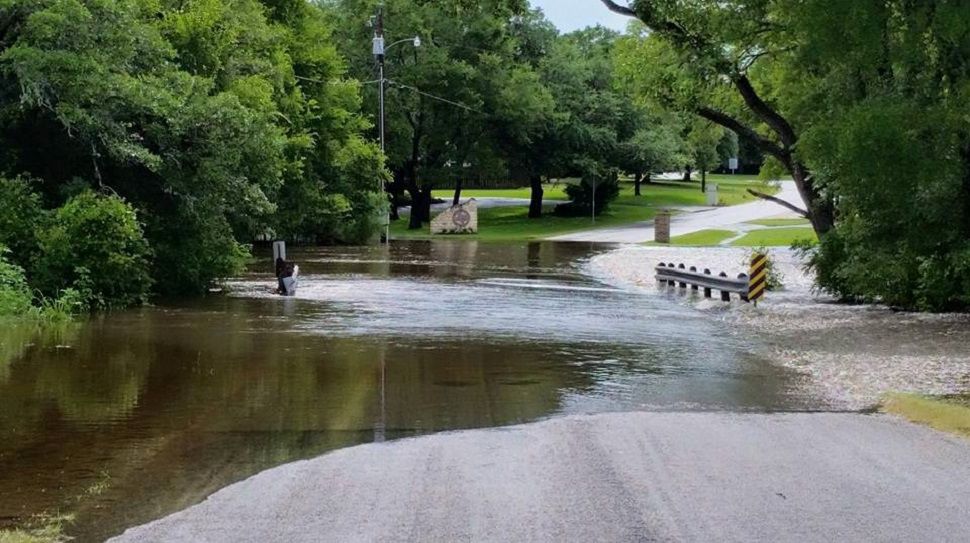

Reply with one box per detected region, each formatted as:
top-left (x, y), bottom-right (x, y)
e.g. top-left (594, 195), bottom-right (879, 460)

top-left (1, 0), bottom-right (383, 295)
top-left (603, 0), bottom-right (834, 235)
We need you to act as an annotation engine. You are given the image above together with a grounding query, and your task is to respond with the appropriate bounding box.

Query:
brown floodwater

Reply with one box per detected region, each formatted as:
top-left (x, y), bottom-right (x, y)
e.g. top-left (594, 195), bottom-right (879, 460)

top-left (0, 241), bottom-right (815, 541)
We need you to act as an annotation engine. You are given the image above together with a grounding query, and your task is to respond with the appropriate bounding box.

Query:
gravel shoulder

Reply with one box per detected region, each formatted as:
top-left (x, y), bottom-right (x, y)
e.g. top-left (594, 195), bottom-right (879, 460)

top-left (111, 411), bottom-right (970, 543)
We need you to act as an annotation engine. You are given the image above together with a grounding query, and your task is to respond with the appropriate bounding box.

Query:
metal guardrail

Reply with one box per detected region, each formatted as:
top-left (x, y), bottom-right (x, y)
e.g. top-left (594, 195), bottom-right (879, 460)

top-left (655, 263), bottom-right (750, 302)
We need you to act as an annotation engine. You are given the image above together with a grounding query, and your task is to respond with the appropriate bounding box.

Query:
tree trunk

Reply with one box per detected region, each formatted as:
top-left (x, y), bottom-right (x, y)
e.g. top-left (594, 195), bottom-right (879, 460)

top-left (791, 163), bottom-right (835, 234)
top-left (453, 179), bottom-right (463, 207)
top-left (528, 175), bottom-right (544, 219)
top-left (408, 187), bottom-right (432, 230)
top-left (682, 165), bottom-right (692, 182)
top-left (634, 171), bottom-right (643, 196)
top-left (701, 169), bottom-right (707, 193)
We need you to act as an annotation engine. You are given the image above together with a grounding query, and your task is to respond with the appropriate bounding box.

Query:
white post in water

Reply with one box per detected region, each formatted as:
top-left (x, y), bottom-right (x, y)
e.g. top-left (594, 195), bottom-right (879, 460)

top-left (272, 241), bottom-right (286, 264)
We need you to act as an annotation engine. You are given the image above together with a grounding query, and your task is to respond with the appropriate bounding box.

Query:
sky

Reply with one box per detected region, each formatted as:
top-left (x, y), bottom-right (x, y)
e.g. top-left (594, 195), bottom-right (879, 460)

top-left (529, 0), bottom-right (631, 33)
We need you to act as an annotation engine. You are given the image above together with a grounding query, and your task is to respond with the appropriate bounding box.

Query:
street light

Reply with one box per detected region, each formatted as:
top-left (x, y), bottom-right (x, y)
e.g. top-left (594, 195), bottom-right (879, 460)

top-left (372, 29), bottom-right (420, 242)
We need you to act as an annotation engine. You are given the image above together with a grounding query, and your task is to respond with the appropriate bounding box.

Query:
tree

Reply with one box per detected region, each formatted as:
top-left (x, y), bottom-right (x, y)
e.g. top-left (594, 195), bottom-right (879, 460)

top-left (603, 0), bottom-right (834, 235)
top-left (1, 0), bottom-right (384, 298)
top-left (616, 115), bottom-right (684, 196)
top-left (329, 0), bottom-right (530, 229)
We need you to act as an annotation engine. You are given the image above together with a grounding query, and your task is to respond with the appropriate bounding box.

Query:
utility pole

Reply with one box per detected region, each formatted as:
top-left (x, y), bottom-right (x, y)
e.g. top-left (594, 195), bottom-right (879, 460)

top-left (372, 11), bottom-right (420, 243)
top-left (372, 7), bottom-right (392, 243)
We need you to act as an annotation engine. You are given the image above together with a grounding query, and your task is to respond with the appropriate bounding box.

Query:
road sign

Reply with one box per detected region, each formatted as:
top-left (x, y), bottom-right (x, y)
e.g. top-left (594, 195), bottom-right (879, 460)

top-left (748, 253), bottom-right (768, 304)
top-left (728, 157), bottom-right (739, 172)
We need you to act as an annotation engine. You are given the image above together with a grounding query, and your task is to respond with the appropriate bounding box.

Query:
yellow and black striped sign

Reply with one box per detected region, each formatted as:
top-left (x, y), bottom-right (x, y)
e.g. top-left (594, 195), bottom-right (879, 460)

top-left (749, 253), bottom-right (768, 303)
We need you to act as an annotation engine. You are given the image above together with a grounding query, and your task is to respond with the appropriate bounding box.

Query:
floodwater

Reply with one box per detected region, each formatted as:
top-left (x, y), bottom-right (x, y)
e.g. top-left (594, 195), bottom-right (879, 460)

top-left (0, 241), bottom-right (815, 541)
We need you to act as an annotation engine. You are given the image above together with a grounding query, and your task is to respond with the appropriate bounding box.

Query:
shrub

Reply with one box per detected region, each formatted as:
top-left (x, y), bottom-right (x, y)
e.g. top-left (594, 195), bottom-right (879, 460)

top-left (147, 208), bottom-right (248, 296)
top-left (0, 176), bottom-right (44, 268)
top-left (0, 245), bottom-right (32, 316)
top-left (555, 173), bottom-right (620, 217)
top-left (34, 192), bottom-right (152, 309)
top-left (742, 247), bottom-right (784, 290)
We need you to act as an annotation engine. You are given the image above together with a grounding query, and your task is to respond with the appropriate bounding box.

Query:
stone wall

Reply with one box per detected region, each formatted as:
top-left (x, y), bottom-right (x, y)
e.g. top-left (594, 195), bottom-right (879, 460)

top-left (431, 200), bottom-right (478, 235)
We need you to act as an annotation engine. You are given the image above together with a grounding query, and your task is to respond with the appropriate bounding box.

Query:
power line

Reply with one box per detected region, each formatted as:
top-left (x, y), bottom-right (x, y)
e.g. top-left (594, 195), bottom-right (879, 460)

top-left (385, 79), bottom-right (486, 115)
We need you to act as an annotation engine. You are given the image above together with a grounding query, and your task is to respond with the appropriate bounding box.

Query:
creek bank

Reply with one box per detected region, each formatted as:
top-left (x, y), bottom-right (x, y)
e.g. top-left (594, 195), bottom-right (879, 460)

top-left (586, 246), bottom-right (970, 410)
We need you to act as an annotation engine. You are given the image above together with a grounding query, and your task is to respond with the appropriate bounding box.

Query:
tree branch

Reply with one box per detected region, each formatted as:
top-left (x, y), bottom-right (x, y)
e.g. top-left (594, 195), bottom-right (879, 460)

top-left (734, 75), bottom-right (798, 148)
top-left (747, 189), bottom-right (809, 217)
top-left (599, 0), bottom-right (636, 17)
top-left (696, 106), bottom-right (786, 160)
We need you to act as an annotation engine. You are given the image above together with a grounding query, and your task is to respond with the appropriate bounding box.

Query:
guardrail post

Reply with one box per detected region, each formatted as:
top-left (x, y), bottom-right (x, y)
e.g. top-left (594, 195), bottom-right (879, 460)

top-left (738, 273), bottom-right (749, 302)
top-left (657, 263), bottom-right (667, 286)
top-left (703, 269), bottom-right (712, 298)
top-left (689, 267), bottom-right (699, 291)
top-left (719, 272), bottom-right (731, 301)
top-left (677, 263), bottom-right (687, 289)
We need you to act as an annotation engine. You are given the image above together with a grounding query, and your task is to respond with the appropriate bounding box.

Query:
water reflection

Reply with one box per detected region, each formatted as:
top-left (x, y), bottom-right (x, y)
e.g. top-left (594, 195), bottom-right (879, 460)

top-left (0, 241), bottom-right (811, 541)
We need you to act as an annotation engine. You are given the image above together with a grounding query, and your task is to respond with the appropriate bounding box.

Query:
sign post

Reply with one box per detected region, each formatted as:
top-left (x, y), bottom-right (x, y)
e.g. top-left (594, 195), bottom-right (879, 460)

top-left (748, 253), bottom-right (768, 305)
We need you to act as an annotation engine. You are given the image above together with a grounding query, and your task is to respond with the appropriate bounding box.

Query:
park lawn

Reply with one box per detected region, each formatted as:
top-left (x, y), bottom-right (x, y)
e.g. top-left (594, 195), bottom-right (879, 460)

top-left (664, 229), bottom-right (736, 246)
top-left (730, 227), bottom-right (817, 247)
top-left (392, 176), bottom-right (781, 242)
top-left (746, 218), bottom-right (811, 227)
top-left (391, 201), bottom-right (659, 242)
top-left (883, 394), bottom-right (970, 438)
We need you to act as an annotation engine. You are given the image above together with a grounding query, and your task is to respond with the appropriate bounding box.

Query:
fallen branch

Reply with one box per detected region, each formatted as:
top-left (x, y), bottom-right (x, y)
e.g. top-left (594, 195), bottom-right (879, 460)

top-left (747, 189), bottom-right (809, 218)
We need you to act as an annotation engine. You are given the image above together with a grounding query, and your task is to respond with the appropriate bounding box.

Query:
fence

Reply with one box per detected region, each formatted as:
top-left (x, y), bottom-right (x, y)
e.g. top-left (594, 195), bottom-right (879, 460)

top-left (655, 263), bottom-right (751, 302)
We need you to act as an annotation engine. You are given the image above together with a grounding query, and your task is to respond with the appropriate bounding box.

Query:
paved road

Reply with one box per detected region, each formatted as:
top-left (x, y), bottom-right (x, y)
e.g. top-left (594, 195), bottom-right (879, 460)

top-left (112, 412), bottom-right (970, 542)
top-left (548, 181), bottom-right (802, 243)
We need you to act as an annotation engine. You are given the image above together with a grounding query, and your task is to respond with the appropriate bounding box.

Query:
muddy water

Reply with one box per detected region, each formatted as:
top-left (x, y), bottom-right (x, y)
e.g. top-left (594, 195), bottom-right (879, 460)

top-left (0, 241), bottom-right (814, 541)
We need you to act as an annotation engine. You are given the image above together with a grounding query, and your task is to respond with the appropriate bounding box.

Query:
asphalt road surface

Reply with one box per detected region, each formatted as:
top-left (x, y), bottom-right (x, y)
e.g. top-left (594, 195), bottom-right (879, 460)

top-left (112, 412), bottom-right (970, 542)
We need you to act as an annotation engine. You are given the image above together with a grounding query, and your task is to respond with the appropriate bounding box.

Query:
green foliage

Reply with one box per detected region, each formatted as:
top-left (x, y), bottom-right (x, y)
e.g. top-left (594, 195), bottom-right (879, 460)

top-left (34, 191), bottom-right (151, 309)
top-left (1, 0), bottom-right (385, 300)
top-left (0, 246), bottom-right (32, 317)
top-left (557, 173), bottom-right (621, 217)
top-left (0, 176), bottom-right (44, 268)
top-left (741, 247), bottom-right (784, 290)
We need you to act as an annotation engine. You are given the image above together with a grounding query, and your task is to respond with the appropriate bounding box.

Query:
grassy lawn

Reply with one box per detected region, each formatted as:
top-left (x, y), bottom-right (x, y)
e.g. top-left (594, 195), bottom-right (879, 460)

top-left (746, 218), bottom-right (811, 227)
top-left (730, 227), bottom-right (817, 247)
top-left (883, 394), bottom-right (970, 438)
top-left (393, 176), bottom-right (781, 242)
top-left (664, 229), bottom-right (736, 246)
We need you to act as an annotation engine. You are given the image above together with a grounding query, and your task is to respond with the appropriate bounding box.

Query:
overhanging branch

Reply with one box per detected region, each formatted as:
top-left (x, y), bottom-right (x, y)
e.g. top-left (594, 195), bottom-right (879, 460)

top-left (747, 189), bottom-right (809, 217)
top-left (599, 0), bottom-right (636, 17)
top-left (696, 106), bottom-right (786, 160)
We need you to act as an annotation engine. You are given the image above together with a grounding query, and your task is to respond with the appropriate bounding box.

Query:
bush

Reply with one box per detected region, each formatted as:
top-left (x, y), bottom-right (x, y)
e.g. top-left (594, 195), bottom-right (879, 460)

top-left (34, 191), bottom-right (152, 309)
top-left (0, 176), bottom-right (44, 268)
top-left (0, 245), bottom-right (32, 316)
top-left (555, 173), bottom-right (620, 217)
top-left (147, 208), bottom-right (248, 296)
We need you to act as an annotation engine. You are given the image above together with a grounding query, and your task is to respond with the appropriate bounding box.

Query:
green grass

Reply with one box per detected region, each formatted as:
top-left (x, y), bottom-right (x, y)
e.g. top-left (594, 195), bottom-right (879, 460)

top-left (730, 227), bottom-right (817, 247)
top-left (883, 394), bottom-right (970, 438)
top-left (394, 177), bottom-right (781, 242)
top-left (0, 514), bottom-right (71, 543)
top-left (665, 229), bottom-right (736, 246)
top-left (746, 218), bottom-right (811, 227)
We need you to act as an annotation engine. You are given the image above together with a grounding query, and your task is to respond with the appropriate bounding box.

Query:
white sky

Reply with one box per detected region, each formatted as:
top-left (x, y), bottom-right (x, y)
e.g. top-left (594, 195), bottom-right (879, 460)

top-left (529, 0), bottom-right (632, 33)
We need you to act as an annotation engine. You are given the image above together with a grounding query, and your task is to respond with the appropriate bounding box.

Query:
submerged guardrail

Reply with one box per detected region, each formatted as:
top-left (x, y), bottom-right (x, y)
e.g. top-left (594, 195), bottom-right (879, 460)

top-left (655, 262), bottom-right (751, 302)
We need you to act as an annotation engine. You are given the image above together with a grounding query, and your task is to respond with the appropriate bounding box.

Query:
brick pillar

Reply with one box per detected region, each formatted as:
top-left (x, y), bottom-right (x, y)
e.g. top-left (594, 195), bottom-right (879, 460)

top-left (655, 211), bottom-right (671, 244)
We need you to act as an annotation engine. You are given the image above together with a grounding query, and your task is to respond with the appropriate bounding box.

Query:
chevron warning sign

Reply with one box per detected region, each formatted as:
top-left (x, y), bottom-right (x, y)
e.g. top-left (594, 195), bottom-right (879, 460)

top-left (749, 253), bottom-right (768, 304)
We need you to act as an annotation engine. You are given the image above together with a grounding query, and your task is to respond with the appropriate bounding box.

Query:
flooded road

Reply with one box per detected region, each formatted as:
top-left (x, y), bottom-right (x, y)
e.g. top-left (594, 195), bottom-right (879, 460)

top-left (0, 241), bottom-right (815, 541)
